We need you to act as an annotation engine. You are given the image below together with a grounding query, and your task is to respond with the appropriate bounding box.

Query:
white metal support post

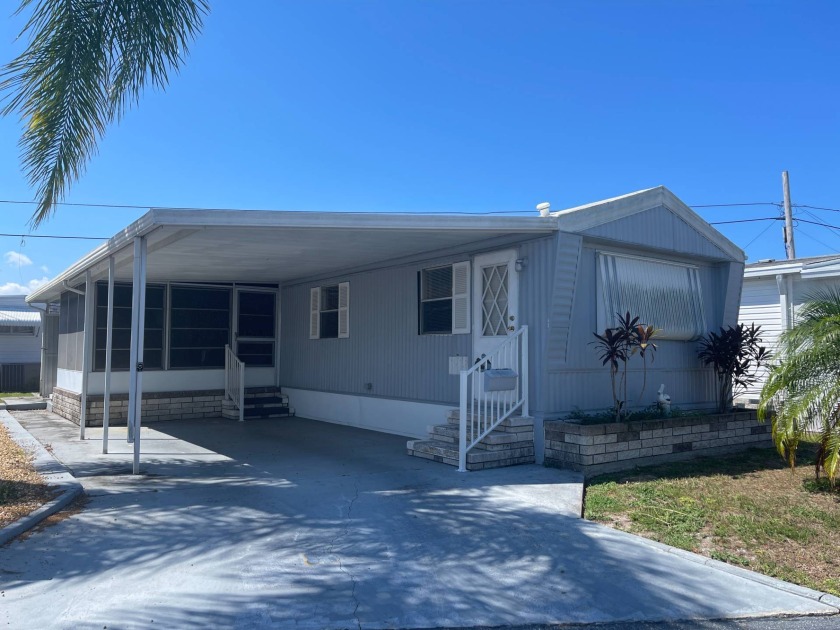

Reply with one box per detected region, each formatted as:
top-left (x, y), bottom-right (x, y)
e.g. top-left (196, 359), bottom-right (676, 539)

top-left (102, 256), bottom-right (115, 454)
top-left (79, 270), bottom-right (94, 440)
top-left (127, 237), bottom-right (147, 474)
top-left (521, 325), bottom-right (529, 417)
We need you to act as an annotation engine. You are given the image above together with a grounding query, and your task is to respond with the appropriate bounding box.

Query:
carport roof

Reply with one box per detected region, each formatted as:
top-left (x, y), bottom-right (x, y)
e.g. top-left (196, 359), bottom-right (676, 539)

top-left (27, 185), bottom-right (745, 304)
top-left (27, 209), bottom-right (558, 303)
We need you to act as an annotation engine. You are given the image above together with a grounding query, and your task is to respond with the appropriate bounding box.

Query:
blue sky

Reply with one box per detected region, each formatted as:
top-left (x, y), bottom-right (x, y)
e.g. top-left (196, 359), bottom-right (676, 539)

top-left (0, 1), bottom-right (838, 293)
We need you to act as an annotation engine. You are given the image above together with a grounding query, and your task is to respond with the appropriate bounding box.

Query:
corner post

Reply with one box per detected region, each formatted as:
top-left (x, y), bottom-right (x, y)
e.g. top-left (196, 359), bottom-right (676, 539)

top-left (80, 270), bottom-right (94, 440)
top-left (102, 256), bottom-right (115, 454)
top-left (458, 371), bottom-right (468, 472)
top-left (127, 237), bottom-right (147, 474)
top-left (521, 326), bottom-right (529, 417)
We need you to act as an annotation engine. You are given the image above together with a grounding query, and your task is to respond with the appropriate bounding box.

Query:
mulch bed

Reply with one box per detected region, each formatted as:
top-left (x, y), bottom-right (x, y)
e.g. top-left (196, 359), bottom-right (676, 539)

top-left (0, 423), bottom-right (55, 530)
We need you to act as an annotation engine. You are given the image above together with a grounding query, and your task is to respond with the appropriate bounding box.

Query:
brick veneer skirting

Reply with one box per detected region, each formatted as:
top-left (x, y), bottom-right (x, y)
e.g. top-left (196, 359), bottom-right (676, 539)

top-left (51, 387), bottom-right (224, 426)
top-left (544, 411), bottom-right (772, 478)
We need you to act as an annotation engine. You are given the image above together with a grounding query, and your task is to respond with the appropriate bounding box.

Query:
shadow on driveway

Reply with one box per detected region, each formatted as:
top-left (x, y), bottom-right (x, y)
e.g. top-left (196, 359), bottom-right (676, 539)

top-left (1, 412), bottom-right (836, 629)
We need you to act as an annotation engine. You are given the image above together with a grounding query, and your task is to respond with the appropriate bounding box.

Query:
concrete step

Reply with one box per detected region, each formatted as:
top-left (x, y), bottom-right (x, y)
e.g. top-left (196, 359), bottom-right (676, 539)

top-left (244, 407), bottom-right (293, 419)
top-left (446, 410), bottom-right (534, 432)
top-left (429, 424), bottom-right (535, 449)
top-left (244, 396), bottom-right (289, 409)
top-left (406, 439), bottom-right (535, 470)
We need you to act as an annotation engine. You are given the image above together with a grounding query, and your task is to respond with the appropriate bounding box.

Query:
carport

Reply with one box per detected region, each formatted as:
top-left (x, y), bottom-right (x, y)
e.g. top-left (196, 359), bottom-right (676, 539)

top-left (27, 208), bottom-right (556, 473)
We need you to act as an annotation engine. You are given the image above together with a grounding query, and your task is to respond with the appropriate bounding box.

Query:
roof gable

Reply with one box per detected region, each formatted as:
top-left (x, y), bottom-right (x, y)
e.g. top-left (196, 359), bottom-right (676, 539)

top-left (552, 186), bottom-right (744, 262)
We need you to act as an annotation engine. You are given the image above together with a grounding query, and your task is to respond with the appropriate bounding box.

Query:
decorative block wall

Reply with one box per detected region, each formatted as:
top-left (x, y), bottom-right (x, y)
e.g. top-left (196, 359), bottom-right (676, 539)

top-left (51, 387), bottom-right (224, 426)
top-left (544, 411), bottom-right (772, 478)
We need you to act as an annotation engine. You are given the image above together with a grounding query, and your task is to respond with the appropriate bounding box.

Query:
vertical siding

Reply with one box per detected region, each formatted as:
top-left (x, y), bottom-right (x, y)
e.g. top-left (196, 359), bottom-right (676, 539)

top-left (41, 314), bottom-right (59, 396)
top-left (581, 205), bottom-right (730, 260)
top-left (516, 236), bottom-right (558, 414)
top-left (721, 262), bottom-right (745, 328)
top-left (280, 255), bottom-right (471, 404)
top-left (545, 232), bottom-right (582, 371)
top-left (541, 244), bottom-right (719, 415)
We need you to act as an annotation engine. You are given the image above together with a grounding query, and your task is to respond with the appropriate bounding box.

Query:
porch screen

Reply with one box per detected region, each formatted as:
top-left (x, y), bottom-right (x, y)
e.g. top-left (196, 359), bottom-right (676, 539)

top-left (169, 286), bottom-right (231, 368)
top-left (93, 283), bottom-right (165, 371)
top-left (597, 252), bottom-right (706, 341)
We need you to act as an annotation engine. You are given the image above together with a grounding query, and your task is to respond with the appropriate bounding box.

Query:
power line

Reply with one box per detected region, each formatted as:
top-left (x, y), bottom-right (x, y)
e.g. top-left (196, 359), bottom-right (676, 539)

top-left (742, 220), bottom-right (779, 251)
top-left (0, 199), bottom-right (151, 210)
top-left (0, 233), bottom-right (107, 241)
top-left (795, 204), bottom-right (840, 214)
top-left (796, 227), bottom-right (840, 254)
top-left (709, 218), bottom-right (781, 225)
top-left (692, 202), bottom-right (781, 208)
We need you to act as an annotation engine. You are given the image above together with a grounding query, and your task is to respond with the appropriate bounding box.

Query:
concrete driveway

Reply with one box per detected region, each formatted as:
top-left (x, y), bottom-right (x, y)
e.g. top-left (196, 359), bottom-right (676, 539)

top-left (1, 410), bottom-right (838, 629)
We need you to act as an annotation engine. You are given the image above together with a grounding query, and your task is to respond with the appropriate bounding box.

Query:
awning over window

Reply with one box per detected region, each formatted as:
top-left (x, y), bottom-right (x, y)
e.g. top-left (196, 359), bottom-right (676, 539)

top-left (0, 310), bottom-right (40, 325)
top-left (597, 252), bottom-right (707, 341)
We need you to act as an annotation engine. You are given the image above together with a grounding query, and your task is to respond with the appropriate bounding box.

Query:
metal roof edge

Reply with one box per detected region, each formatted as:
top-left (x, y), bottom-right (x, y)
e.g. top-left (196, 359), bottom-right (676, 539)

top-left (26, 209), bottom-right (557, 303)
top-left (148, 208), bottom-right (558, 231)
top-left (26, 210), bottom-right (160, 303)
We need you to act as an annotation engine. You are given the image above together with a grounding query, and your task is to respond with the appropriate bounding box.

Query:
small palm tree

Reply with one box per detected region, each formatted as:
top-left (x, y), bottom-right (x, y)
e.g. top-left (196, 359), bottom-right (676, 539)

top-left (758, 288), bottom-right (840, 486)
top-left (1, 0), bottom-right (209, 227)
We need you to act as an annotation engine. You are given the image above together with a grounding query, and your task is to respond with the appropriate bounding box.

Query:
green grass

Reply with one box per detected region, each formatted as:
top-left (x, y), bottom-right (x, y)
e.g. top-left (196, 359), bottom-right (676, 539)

top-left (584, 447), bottom-right (840, 596)
top-left (0, 392), bottom-right (36, 403)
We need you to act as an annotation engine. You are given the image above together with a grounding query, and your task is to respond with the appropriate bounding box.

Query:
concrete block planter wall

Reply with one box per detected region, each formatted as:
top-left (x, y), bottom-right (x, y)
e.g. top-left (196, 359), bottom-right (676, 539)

top-left (544, 411), bottom-right (772, 478)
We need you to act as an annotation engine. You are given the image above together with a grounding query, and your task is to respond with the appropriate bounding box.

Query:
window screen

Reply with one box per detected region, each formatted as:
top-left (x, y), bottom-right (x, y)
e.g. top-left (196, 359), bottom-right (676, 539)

top-left (94, 283), bottom-right (165, 371)
top-left (320, 285), bottom-right (339, 339)
top-left (419, 266), bottom-right (453, 334)
top-left (169, 286), bottom-right (231, 368)
top-left (597, 252), bottom-right (706, 341)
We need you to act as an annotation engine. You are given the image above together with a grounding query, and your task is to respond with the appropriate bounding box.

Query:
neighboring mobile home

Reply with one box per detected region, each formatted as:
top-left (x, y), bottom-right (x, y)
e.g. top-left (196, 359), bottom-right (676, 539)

top-left (738, 254), bottom-right (840, 403)
top-left (0, 294), bottom-right (42, 392)
top-left (28, 186), bottom-right (745, 469)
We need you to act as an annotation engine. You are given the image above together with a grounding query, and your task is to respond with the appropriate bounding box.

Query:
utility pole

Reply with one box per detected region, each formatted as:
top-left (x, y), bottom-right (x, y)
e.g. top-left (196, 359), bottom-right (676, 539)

top-left (783, 170), bottom-right (796, 260)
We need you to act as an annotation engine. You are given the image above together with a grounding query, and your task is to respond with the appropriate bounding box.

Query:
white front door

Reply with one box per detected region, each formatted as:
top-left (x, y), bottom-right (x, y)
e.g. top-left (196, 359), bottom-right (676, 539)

top-left (472, 249), bottom-right (519, 363)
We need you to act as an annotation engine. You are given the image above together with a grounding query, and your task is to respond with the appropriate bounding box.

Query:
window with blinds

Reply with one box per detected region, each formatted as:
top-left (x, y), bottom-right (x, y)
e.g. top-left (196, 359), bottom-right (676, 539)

top-left (418, 261), bottom-right (470, 335)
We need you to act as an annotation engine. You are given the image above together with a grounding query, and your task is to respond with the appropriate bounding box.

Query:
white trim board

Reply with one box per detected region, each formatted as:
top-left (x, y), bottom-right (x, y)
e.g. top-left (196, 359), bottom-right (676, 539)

top-left (284, 388), bottom-right (452, 439)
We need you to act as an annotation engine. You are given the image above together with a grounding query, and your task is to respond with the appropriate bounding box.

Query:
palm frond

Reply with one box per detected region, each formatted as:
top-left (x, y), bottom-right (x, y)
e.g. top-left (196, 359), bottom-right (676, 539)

top-left (1, 0), bottom-right (208, 227)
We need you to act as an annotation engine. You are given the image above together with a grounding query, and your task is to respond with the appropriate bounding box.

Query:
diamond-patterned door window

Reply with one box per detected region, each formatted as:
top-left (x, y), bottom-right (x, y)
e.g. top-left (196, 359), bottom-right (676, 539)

top-left (481, 264), bottom-right (509, 336)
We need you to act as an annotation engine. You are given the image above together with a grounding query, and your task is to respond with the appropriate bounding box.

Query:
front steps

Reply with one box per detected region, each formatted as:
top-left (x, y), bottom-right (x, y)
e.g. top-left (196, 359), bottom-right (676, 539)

top-left (406, 409), bottom-right (535, 471)
top-left (222, 387), bottom-right (294, 421)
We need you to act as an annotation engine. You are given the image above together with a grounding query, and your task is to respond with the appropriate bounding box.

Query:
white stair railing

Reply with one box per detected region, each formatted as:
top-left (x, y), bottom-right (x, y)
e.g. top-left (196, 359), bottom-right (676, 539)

top-left (224, 344), bottom-right (245, 422)
top-left (458, 326), bottom-right (529, 471)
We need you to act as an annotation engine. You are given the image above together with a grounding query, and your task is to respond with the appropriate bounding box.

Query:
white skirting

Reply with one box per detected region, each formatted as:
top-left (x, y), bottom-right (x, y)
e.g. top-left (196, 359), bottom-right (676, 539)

top-left (283, 388), bottom-right (452, 439)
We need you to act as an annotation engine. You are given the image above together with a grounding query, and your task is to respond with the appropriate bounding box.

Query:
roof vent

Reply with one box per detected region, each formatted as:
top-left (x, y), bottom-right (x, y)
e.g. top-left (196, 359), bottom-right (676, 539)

top-left (758, 258), bottom-right (776, 263)
top-left (536, 202), bottom-right (551, 217)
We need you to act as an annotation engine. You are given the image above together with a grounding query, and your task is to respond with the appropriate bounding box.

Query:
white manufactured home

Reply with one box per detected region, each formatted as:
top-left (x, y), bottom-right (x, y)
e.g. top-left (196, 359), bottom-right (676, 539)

top-left (28, 186), bottom-right (745, 471)
top-left (738, 254), bottom-right (840, 403)
top-left (0, 294), bottom-right (43, 392)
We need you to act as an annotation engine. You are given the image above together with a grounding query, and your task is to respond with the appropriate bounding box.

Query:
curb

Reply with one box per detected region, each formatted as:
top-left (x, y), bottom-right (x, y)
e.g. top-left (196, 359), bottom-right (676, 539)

top-left (586, 519), bottom-right (840, 614)
top-left (0, 409), bottom-right (84, 546)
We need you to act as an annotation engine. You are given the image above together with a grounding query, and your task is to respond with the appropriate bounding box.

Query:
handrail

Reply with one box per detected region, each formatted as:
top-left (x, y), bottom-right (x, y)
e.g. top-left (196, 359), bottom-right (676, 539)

top-left (224, 344), bottom-right (245, 422)
top-left (458, 325), bottom-right (528, 471)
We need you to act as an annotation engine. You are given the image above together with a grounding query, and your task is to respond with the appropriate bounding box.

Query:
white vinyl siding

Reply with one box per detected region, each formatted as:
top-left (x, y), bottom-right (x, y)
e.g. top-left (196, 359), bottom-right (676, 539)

top-left (597, 252), bottom-right (706, 340)
top-left (738, 277), bottom-right (783, 398)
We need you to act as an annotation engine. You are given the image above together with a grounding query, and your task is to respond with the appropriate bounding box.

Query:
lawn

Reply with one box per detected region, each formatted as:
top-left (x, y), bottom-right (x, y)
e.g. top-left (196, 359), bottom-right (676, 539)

top-left (0, 422), bottom-right (54, 530)
top-left (584, 447), bottom-right (840, 597)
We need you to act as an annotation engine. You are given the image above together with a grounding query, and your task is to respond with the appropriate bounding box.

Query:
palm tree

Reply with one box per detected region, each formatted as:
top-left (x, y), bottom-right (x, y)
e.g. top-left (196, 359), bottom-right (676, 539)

top-left (1, 0), bottom-right (209, 227)
top-left (758, 288), bottom-right (840, 486)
